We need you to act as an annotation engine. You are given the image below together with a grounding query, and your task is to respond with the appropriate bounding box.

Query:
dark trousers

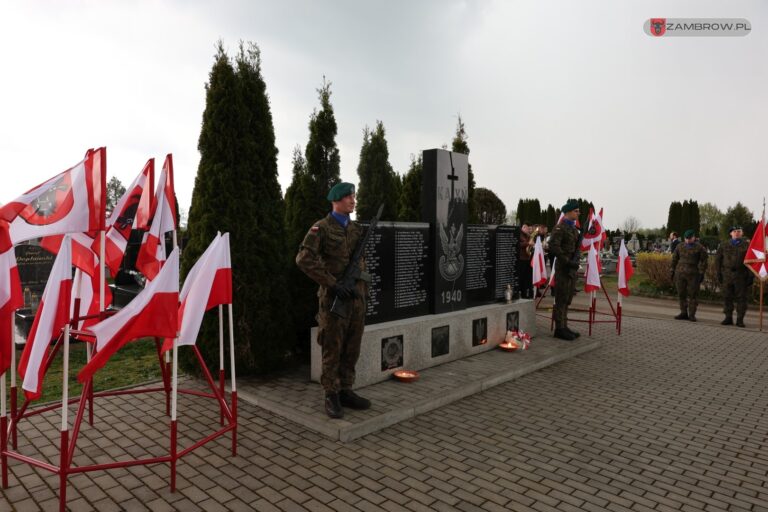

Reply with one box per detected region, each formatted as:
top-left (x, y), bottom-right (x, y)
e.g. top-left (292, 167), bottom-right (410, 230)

top-left (553, 271), bottom-right (576, 329)
top-left (517, 259), bottom-right (533, 299)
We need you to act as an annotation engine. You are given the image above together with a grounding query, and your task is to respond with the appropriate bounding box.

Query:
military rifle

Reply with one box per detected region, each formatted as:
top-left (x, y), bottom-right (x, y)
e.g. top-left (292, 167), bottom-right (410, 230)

top-left (330, 203), bottom-right (385, 318)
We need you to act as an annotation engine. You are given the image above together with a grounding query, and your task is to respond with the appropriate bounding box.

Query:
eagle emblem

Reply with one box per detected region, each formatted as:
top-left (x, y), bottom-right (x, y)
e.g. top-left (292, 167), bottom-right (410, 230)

top-left (438, 222), bottom-right (464, 282)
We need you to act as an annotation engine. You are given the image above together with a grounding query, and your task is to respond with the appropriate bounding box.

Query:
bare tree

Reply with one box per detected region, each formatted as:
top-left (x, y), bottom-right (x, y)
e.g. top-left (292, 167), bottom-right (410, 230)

top-left (622, 216), bottom-right (641, 234)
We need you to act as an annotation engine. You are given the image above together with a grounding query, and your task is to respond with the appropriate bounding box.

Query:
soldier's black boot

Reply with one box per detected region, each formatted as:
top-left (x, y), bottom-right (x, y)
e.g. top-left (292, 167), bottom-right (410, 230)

top-left (554, 328), bottom-right (575, 341)
top-left (688, 306), bottom-right (697, 322)
top-left (324, 392), bottom-right (343, 419)
top-left (566, 327), bottom-right (581, 339)
top-left (339, 389), bottom-right (371, 410)
top-left (736, 315), bottom-right (746, 328)
top-left (674, 312), bottom-right (689, 320)
top-left (721, 315), bottom-right (733, 325)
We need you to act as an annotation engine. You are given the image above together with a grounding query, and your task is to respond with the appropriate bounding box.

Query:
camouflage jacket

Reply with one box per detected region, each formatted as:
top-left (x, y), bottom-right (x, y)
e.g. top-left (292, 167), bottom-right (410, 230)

top-left (549, 221), bottom-right (580, 274)
top-left (295, 214), bottom-right (366, 295)
top-left (715, 238), bottom-right (749, 277)
top-left (671, 242), bottom-right (708, 275)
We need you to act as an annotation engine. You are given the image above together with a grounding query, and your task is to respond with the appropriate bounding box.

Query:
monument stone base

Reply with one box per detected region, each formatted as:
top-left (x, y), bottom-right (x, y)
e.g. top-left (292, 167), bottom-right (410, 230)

top-left (311, 299), bottom-right (536, 389)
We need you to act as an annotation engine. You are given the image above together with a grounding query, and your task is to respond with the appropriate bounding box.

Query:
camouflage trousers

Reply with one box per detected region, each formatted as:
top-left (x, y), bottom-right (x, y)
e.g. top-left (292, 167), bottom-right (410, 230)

top-left (675, 272), bottom-right (701, 316)
top-left (722, 273), bottom-right (750, 318)
top-left (316, 293), bottom-right (366, 393)
top-left (553, 271), bottom-right (577, 329)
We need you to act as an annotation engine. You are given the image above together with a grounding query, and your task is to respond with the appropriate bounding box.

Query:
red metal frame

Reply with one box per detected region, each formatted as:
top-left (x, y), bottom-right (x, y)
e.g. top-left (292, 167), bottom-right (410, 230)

top-left (1, 324), bottom-right (237, 512)
top-left (535, 274), bottom-right (620, 336)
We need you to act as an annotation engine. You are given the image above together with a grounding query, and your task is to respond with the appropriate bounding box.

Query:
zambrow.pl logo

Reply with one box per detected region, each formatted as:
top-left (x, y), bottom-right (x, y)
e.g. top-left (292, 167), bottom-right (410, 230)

top-left (644, 18), bottom-right (751, 37)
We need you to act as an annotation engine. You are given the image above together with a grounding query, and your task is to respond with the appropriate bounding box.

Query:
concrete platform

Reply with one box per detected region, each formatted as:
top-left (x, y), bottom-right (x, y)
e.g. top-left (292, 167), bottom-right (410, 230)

top-left (237, 332), bottom-right (600, 442)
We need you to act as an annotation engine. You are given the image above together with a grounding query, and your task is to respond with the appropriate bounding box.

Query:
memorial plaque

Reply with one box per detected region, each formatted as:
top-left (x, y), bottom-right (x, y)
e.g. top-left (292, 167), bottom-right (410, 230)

top-left (381, 335), bottom-right (404, 371)
top-left (494, 225), bottom-right (520, 300)
top-left (15, 244), bottom-right (55, 311)
top-left (465, 224), bottom-right (496, 305)
top-left (431, 325), bottom-right (450, 357)
top-left (364, 222), bottom-right (430, 324)
top-left (472, 317), bottom-right (487, 346)
top-left (506, 311), bottom-right (520, 332)
top-left (422, 149), bottom-right (468, 314)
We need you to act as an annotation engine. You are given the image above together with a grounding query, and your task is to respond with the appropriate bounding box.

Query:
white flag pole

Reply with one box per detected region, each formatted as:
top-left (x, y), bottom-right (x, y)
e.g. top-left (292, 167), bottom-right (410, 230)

top-left (228, 302), bottom-right (237, 456)
top-left (61, 325), bottom-right (70, 431)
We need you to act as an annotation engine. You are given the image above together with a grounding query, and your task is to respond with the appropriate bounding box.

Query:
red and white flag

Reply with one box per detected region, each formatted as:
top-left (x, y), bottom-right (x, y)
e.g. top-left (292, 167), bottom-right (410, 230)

top-left (1, 148), bottom-right (106, 245)
top-left (531, 236), bottom-right (548, 287)
top-left (584, 244), bottom-right (601, 292)
top-left (549, 257), bottom-right (557, 288)
top-left (162, 234), bottom-right (232, 353)
top-left (94, 159), bottom-right (154, 277)
top-left (136, 155), bottom-right (176, 280)
top-left (745, 217), bottom-right (768, 281)
top-left (18, 237), bottom-right (73, 400)
top-left (581, 207), bottom-right (606, 251)
top-left (617, 239), bottom-right (634, 297)
top-left (78, 248), bottom-right (179, 383)
top-left (0, 222), bottom-right (23, 373)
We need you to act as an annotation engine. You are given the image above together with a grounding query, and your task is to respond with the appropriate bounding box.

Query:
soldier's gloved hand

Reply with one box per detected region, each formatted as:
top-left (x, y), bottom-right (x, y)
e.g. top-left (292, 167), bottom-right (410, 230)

top-left (332, 283), bottom-right (355, 300)
top-left (717, 273), bottom-right (723, 285)
top-left (670, 271), bottom-right (675, 281)
top-left (698, 273), bottom-right (705, 285)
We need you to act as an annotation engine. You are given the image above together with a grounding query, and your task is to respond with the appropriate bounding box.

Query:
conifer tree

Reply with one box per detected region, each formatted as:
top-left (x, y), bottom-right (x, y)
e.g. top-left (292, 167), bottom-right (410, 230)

top-left (451, 115), bottom-right (477, 223)
top-left (356, 121), bottom-right (400, 220)
top-left (184, 41), bottom-right (291, 375)
top-left (544, 204), bottom-right (557, 229)
top-left (284, 79), bottom-right (342, 359)
top-left (397, 154), bottom-right (422, 221)
top-left (666, 201), bottom-right (683, 235)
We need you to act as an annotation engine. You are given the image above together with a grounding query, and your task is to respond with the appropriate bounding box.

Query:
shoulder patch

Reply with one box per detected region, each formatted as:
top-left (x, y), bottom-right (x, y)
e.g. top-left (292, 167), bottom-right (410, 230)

top-left (311, 226), bottom-right (320, 232)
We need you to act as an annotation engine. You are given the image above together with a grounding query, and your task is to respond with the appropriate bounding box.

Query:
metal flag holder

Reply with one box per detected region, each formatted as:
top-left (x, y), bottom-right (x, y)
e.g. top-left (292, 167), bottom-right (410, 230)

top-left (1, 293), bottom-right (238, 512)
top-left (535, 268), bottom-right (621, 336)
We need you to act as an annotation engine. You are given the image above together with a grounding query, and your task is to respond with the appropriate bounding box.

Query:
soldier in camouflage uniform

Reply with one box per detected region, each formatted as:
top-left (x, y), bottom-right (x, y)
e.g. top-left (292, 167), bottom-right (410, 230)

top-left (296, 183), bottom-right (371, 419)
top-left (670, 229), bottom-right (708, 322)
top-left (548, 200), bottom-right (582, 341)
top-left (715, 226), bottom-right (751, 327)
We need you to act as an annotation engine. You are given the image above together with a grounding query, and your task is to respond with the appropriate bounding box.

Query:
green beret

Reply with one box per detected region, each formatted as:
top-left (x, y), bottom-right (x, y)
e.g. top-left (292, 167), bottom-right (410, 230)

top-left (729, 226), bottom-right (742, 233)
top-left (327, 182), bottom-right (355, 202)
top-left (683, 229), bottom-right (695, 239)
top-left (561, 200), bottom-right (579, 213)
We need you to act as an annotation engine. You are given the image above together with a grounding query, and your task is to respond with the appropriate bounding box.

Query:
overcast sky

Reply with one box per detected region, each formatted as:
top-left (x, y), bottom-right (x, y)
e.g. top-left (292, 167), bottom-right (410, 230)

top-left (1, 0), bottom-right (766, 230)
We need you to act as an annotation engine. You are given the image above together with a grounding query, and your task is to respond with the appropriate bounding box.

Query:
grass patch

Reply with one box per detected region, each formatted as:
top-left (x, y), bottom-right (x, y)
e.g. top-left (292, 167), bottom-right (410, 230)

top-left (6, 338), bottom-right (164, 406)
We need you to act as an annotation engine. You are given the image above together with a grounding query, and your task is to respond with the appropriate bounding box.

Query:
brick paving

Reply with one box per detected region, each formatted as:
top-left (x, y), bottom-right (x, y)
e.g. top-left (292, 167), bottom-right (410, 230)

top-left (2, 313), bottom-right (768, 511)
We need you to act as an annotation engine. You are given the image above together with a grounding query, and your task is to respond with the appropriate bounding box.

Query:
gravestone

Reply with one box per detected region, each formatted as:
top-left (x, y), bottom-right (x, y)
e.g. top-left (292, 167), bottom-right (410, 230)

top-left (422, 149), bottom-right (468, 314)
top-left (15, 244), bottom-right (55, 312)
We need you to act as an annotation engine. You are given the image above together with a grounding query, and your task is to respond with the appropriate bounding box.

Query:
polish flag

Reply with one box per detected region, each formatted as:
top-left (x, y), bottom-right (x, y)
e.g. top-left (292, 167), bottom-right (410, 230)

top-left (531, 236), bottom-right (548, 287)
top-left (93, 159), bottom-right (154, 277)
top-left (616, 239), bottom-right (634, 297)
top-left (581, 207), bottom-right (606, 251)
top-left (744, 218), bottom-right (768, 281)
top-left (0, 222), bottom-right (23, 373)
top-left (136, 155), bottom-right (176, 281)
top-left (549, 257), bottom-right (557, 288)
top-left (162, 234), bottom-right (232, 353)
top-left (1, 148), bottom-right (106, 245)
top-left (584, 244), bottom-right (601, 292)
top-left (78, 248), bottom-right (179, 383)
top-left (18, 237), bottom-right (73, 400)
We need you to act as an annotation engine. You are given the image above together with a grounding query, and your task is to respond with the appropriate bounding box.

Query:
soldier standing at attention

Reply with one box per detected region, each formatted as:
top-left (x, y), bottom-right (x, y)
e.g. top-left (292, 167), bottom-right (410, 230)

top-left (549, 200), bottom-right (582, 341)
top-left (296, 182), bottom-right (371, 419)
top-left (715, 226), bottom-right (751, 327)
top-left (670, 229), bottom-right (708, 322)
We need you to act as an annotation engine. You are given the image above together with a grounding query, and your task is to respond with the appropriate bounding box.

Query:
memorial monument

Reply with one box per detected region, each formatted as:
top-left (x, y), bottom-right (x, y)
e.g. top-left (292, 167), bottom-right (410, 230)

top-left (311, 149), bottom-right (535, 388)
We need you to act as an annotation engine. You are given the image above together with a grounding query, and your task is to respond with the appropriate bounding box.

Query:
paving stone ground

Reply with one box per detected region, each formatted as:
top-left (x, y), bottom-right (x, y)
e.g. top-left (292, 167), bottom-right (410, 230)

top-left (2, 312), bottom-right (768, 511)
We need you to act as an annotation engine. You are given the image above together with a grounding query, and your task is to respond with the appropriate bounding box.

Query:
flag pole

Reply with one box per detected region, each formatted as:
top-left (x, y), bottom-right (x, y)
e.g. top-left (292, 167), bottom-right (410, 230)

top-left (228, 302), bottom-right (237, 456)
top-left (10, 314), bottom-right (16, 450)
top-left (1, 368), bottom-right (7, 488)
top-left (170, 335), bottom-right (178, 492)
top-left (218, 304), bottom-right (224, 426)
top-left (59, 323), bottom-right (71, 512)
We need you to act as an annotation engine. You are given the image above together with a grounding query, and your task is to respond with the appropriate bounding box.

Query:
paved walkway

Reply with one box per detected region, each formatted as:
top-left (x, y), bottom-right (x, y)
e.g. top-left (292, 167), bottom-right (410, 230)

top-left (2, 306), bottom-right (768, 511)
